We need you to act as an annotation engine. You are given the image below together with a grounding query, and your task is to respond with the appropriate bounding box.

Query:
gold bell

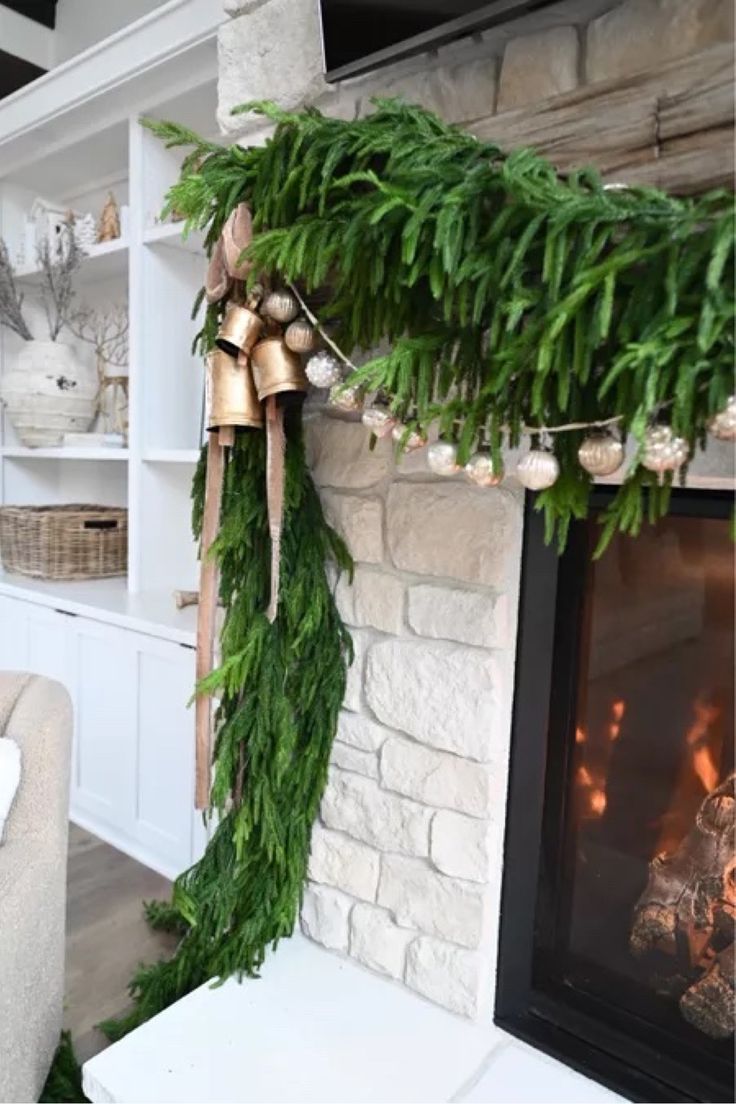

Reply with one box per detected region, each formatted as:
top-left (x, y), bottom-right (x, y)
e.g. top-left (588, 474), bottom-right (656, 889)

top-left (216, 303), bottom-right (263, 358)
top-left (206, 348), bottom-right (263, 430)
top-left (251, 337), bottom-right (308, 401)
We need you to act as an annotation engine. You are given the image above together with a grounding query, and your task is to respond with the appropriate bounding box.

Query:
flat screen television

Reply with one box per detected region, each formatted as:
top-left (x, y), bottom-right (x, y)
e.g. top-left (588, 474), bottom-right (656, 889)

top-left (320, 0), bottom-right (559, 80)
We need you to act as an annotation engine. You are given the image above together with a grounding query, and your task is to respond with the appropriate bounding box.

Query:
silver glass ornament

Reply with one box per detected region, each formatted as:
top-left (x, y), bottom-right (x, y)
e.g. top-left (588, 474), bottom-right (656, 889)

top-left (305, 351), bottom-right (343, 389)
top-left (517, 448), bottom-right (559, 490)
top-left (284, 318), bottom-right (317, 354)
top-left (464, 451), bottom-right (504, 487)
top-left (392, 423), bottom-right (427, 453)
top-left (262, 288), bottom-right (299, 324)
top-left (362, 403), bottom-right (397, 438)
top-left (427, 440), bottom-right (460, 476)
top-left (577, 431), bottom-right (625, 476)
top-left (708, 396), bottom-right (736, 442)
top-left (641, 424), bottom-right (689, 475)
top-left (329, 381), bottom-right (365, 412)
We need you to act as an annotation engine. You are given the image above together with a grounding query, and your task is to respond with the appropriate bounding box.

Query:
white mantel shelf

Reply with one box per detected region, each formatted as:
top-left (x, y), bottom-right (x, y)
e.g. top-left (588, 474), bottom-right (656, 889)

top-left (82, 935), bottom-right (623, 1104)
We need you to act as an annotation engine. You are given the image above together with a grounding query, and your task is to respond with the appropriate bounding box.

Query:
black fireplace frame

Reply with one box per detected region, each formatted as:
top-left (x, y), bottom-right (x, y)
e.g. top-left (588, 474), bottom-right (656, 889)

top-left (494, 486), bottom-right (734, 1104)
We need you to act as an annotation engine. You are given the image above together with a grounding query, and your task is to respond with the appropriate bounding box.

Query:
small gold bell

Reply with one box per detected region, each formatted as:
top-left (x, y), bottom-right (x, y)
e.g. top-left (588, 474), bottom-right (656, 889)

top-left (251, 337), bottom-right (308, 401)
top-left (206, 348), bottom-right (263, 430)
top-left (216, 302), bottom-right (263, 359)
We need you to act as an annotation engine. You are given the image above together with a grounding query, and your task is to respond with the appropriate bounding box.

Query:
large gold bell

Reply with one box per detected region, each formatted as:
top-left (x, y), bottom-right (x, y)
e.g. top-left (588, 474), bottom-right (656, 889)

top-left (216, 303), bottom-right (263, 358)
top-left (251, 337), bottom-right (308, 401)
top-left (206, 348), bottom-right (263, 430)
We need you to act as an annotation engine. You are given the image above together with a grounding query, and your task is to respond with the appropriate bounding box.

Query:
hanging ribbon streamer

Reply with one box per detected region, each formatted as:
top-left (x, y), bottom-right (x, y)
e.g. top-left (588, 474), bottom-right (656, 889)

top-left (265, 395), bottom-right (285, 623)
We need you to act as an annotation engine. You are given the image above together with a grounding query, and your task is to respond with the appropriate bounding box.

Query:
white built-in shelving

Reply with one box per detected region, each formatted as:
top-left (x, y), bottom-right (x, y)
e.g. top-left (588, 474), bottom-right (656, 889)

top-left (0, 0), bottom-right (222, 877)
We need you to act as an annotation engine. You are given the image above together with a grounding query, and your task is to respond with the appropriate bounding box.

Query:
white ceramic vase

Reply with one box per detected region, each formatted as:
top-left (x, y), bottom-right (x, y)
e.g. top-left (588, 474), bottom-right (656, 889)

top-left (0, 340), bottom-right (98, 447)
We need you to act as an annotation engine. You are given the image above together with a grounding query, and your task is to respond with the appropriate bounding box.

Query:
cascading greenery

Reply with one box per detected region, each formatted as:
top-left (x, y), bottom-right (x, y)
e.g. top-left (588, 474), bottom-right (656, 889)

top-left (148, 98), bottom-right (734, 553)
top-left (102, 422), bottom-right (352, 1040)
top-left (53, 96), bottom-right (731, 1064)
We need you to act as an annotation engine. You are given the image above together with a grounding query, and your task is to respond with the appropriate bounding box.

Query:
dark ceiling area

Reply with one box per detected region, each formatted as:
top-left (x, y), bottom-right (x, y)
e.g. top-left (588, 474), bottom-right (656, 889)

top-left (0, 47), bottom-right (45, 98)
top-left (2, 0), bottom-right (57, 27)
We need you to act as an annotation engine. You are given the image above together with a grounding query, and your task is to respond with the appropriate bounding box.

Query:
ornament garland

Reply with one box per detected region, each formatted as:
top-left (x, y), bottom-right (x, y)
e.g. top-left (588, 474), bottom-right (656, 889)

top-left (147, 99), bottom-right (733, 553)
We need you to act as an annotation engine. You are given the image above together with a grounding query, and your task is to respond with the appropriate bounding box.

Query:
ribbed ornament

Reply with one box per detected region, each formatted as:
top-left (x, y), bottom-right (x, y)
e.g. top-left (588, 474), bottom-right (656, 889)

top-left (516, 448), bottom-right (559, 490)
top-left (262, 289), bottom-right (299, 324)
top-left (577, 431), bottom-right (625, 476)
top-left (284, 319), bottom-right (317, 354)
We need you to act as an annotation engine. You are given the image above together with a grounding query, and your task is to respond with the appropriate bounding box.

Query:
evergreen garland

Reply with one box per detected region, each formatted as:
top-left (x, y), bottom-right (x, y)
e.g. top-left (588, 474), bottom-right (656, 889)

top-left (147, 98), bottom-right (733, 552)
top-left (102, 423), bottom-right (352, 1039)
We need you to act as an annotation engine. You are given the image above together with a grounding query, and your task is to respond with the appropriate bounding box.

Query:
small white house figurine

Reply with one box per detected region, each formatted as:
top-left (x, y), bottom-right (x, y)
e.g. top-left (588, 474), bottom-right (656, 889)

top-left (29, 197), bottom-right (82, 261)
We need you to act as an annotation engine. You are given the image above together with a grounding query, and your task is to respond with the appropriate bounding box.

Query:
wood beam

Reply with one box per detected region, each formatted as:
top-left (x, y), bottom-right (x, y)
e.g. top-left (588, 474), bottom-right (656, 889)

top-left (468, 43), bottom-right (734, 195)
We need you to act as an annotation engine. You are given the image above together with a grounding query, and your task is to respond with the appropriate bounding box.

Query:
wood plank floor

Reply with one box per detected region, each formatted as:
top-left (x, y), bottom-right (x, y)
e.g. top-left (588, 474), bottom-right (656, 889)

top-left (65, 825), bottom-right (178, 1063)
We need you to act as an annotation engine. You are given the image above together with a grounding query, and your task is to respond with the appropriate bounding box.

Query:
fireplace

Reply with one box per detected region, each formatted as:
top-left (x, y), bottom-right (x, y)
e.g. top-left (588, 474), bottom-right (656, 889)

top-left (496, 487), bottom-right (734, 1103)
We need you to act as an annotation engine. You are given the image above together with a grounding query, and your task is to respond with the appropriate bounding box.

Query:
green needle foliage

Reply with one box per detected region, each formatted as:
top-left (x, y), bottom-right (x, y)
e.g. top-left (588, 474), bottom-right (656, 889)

top-left (145, 98), bottom-right (733, 553)
top-left (102, 423), bottom-right (352, 1040)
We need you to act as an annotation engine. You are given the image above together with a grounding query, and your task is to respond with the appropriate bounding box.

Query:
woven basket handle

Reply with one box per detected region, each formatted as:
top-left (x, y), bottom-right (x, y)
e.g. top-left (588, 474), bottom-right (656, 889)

top-left (83, 519), bottom-right (119, 530)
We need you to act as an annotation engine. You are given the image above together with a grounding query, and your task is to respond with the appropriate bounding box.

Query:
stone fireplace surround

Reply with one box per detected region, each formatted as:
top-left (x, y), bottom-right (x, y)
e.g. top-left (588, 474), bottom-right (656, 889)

top-left (216, 0), bottom-right (732, 1075)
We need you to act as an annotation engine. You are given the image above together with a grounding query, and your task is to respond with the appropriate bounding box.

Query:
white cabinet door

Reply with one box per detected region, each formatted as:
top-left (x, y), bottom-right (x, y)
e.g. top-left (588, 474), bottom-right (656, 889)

top-left (0, 594), bottom-right (30, 672)
top-left (135, 637), bottom-right (198, 873)
top-left (73, 617), bottom-right (139, 838)
top-left (26, 605), bottom-right (76, 694)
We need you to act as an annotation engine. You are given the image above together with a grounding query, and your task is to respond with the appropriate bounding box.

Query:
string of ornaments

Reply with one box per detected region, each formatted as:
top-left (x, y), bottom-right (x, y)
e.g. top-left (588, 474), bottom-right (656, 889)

top-left (292, 282), bottom-right (736, 491)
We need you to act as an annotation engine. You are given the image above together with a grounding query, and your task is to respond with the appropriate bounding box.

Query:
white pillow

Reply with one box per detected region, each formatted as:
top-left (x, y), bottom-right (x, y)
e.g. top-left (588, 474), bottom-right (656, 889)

top-left (0, 738), bottom-right (21, 843)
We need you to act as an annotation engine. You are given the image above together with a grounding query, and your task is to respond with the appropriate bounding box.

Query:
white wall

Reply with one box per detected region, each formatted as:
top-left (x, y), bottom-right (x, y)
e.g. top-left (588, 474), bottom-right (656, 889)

top-left (54, 0), bottom-right (169, 64)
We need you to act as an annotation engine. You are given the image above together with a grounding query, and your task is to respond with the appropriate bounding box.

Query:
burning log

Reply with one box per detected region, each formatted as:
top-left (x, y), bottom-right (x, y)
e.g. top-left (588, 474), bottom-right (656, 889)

top-left (630, 773), bottom-right (735, 1040)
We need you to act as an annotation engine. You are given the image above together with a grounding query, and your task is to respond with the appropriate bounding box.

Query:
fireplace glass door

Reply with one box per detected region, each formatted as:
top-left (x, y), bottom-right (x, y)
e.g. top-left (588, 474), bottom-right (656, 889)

top-left (496, 490), bottom-right (734, 1104)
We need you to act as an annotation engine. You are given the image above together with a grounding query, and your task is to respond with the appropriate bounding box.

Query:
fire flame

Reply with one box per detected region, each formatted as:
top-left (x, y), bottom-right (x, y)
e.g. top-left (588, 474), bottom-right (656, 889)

top-left (686, 699), bottom-right (721, 794)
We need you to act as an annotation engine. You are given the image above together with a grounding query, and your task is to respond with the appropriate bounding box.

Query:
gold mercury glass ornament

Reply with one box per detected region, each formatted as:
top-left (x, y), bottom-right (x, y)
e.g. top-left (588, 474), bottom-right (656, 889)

top-left (362, 403), bottom-right (397, 438)
top-left (427, 440), bottom-right (460, 476)
top-left (392, 423), bottom-right (427, 452)
top-left (465, 452), bottom-right (504, 487)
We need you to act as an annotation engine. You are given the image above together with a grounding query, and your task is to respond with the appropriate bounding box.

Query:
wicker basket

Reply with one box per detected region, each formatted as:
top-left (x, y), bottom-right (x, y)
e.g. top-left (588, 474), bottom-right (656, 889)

top-left (0, 505), bottom-right (128, 580)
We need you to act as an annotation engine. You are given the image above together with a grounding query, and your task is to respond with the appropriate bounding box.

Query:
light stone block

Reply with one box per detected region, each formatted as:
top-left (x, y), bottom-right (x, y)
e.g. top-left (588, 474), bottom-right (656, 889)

top-left (344, 628), bottom-right (373, 712)
top-left (308, 824), bottom-right (379, 902)
top-left (430, 810), bottom-right (493, 883)
top-left (365, 639), bottom-right (499, 762)
top-left (405, 937), bottom-right (482, 1017)
top-left (586, 0), bottom-right (733, 84)
top-left (217, 0), bottom-right (328, 136)
top-left (408, 584), bottom-right (509, 648)
top-left (321, 768), bottom-right (432, 857)
top-left (378, 855), bottom-right (486, 949)
top-left (300, 884), bottom-right (353, 952)
top-left (337, 711), bottom-right (391, 752)
top-left (353, 568), bottom-right (405, 635)
top-left (332, 741), bottom-right (379, 780)
top-left (386, 482), bottom-right (522, 588)
top-left (349, 903), bottom-right (414, 980)
top-left (380, 738), bottom-right (491, 818)
top-left (321, 491), bottom-right (384, 565)
top-left (497, 25), bottom-right (579, 112)
top-left (306, 417), bottom-right (394, 489)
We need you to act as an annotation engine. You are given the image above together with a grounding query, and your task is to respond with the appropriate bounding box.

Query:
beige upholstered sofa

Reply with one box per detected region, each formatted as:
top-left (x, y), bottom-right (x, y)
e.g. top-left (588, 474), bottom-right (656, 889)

top-left (0, 673), bottom-right (72, 1104)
